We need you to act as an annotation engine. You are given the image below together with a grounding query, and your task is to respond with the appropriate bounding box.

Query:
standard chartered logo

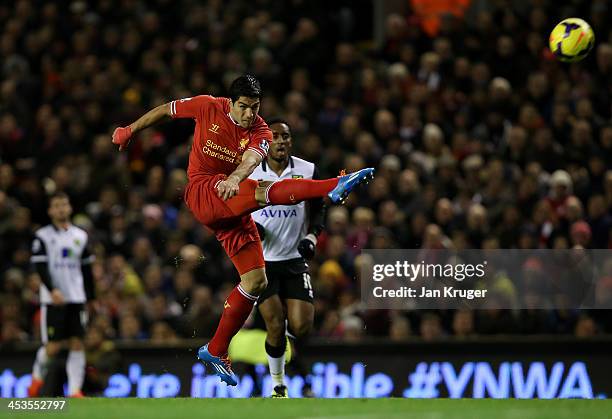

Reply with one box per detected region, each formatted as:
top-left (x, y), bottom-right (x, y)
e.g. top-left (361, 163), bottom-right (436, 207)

top-left (202, 139), bottom-right (239, 163)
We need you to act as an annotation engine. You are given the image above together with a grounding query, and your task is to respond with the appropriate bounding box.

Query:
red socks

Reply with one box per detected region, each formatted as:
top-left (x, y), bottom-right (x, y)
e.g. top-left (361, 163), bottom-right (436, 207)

top-left (267, 178), bottom-right (338, 204)
top-left (225, 178), bottom-right (339, 217)
top-left (208, 284), bottom-right (258, 357)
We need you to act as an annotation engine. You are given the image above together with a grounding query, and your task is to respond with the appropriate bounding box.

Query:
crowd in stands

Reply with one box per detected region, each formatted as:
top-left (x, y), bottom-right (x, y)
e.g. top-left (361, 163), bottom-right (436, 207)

top-left (1, 0), bottom-right (612, 348)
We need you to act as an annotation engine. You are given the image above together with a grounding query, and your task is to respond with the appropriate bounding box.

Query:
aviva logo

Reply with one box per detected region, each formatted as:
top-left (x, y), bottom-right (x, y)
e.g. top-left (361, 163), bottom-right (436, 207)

top-left (260, 208), bottom-right (298, 218)
top-left (61, 247), bottom-right (74, 258)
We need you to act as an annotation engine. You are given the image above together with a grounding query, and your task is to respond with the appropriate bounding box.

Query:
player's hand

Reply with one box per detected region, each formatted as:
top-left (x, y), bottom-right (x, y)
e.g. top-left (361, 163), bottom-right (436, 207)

top-left (112, 126), bottom-right (133, 151)
top-left (298, 233), bottom-right (317, 260)
top-left (216, 175), bottom-right (240, 201)
top-left (51, 289), bottom-right (65, 305)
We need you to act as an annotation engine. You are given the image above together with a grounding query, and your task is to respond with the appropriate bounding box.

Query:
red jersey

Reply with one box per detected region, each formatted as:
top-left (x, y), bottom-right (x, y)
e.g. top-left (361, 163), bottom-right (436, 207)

top-left (169, 95), bottom-right (272, 179)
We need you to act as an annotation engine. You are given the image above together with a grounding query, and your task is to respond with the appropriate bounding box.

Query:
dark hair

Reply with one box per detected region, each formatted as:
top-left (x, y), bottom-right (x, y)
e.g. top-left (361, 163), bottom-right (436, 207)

top-left (228, 75), bottom-right (262, 102)
top-left (266, 117), bottom-right (291, 135)
top-left (49, 191), bottom-right (70, 205)
top-left (266, 117), bottom-right (289, 127)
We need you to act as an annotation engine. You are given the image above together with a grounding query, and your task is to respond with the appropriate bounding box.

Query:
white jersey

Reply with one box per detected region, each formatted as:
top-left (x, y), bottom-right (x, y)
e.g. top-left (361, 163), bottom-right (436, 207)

top-left (31, 224), bottom-right (94, 304)
top-left (250, 156), bottom-right (316, 261)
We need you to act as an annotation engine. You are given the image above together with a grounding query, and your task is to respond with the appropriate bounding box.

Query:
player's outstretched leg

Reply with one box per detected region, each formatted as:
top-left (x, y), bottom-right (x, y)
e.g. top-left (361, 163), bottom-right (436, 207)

top-left (225, 167), bottom-right (375, 217)
top-left (266, 167), bottom-right (374, 205)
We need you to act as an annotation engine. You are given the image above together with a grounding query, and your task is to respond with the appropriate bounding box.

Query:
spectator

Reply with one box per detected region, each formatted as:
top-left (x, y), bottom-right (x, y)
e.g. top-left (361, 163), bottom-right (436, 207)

top-left (452, 309), bottom-right (476, 338)
top-left (574, 315), bottom-right (598, 338)
top-left (150, 321), bottom-right (179, 344)
top-left (118, 314), bottom-right (147, 341)
top-left (420, 313), bottom-right (444, 341)
top-left (182, 285), bottom-right (220, 338)
top-left (0, 0), bottom-right (610, 345)
top-left (389, 315), bottom-right (412, 341)
top-left (84, 326), bottom-right (121, 395)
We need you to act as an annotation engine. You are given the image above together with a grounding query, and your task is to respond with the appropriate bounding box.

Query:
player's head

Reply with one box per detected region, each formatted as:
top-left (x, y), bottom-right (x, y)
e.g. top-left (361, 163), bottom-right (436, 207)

top-left (267, 118), bottom-right (292, 163)
top-left (228, 75), bottom-right (262, 128)
top-left (48, 192), bottom-right (72, 224)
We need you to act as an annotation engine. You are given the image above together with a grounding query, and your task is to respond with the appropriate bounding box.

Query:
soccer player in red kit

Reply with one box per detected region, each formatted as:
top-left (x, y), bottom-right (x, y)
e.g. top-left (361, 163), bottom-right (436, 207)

top-left (112, 75), bottom-right (373, 385)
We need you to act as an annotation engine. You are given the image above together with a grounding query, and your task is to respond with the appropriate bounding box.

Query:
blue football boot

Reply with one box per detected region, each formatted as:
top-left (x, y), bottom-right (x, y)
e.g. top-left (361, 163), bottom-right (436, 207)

top-left (197, 344), bottom-right (238, 386)
top-left (327, 168), bottom-right (375, 204)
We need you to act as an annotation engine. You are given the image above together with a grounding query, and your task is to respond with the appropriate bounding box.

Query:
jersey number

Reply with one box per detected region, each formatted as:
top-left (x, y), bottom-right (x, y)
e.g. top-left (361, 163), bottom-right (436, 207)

top-left (303, 273), bottom-right (313, 298)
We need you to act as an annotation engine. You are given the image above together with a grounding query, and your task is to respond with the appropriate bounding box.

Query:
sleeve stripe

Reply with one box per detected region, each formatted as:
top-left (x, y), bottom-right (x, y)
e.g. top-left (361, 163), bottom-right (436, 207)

top-left (31, 256), bottom-right (48, 262)
top-left (170, 100), bottom-right (176, 116)
top-left (248, 147), bottom-right (266, 158)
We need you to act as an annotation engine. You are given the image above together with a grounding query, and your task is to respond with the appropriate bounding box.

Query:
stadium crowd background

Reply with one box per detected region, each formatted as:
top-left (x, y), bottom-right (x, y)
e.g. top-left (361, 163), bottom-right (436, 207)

top-left (1, 0), bottom-right (612, 357)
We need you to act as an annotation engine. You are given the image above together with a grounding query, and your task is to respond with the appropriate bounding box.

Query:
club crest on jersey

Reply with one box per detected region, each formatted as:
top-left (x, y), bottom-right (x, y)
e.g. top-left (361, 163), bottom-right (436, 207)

top-left (209, 123), bottom-right (220, 134)
top-left (239, 138), bottom-right (250, 150)
top-left (260, 139), bottom-right (269, 153)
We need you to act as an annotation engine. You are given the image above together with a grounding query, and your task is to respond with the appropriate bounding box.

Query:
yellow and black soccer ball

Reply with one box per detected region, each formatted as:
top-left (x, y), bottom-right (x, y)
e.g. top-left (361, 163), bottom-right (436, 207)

top-left (549, 18), bottom-right (594, 62)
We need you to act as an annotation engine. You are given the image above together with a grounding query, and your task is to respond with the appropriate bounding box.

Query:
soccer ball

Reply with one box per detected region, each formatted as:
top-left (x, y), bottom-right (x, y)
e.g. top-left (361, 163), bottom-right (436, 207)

top-left (549, 18), bottom-right (594, 62)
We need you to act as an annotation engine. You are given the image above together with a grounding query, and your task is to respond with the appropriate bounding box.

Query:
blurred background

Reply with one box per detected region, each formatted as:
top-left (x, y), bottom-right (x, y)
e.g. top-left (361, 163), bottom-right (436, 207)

top-left (0, 0), bottom-right (611, 398)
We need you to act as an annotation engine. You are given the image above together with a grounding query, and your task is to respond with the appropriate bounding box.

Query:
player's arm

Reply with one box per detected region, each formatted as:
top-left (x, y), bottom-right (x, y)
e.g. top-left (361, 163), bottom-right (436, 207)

top-left (31, 237), bottom-right (53, 291)
top-left (31, 237), bottom-right (63, 305)
top-left (112, 103), bottom-right (172, 151)
top-left (298, 200), bottom-right (327, 260)
top-left (217, 150), bottom-right (263, 200)
top-left (128, 103), bottom-right (172, 134)
top-left (298, 166), bottom-right (327, 260)
top-left (112, 96), bottom-right (211, 151)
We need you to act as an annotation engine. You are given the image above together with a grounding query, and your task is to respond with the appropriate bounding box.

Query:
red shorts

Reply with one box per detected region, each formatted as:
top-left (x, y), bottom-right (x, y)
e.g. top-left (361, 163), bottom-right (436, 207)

top-left (185, 174), bottom-right (264, 275)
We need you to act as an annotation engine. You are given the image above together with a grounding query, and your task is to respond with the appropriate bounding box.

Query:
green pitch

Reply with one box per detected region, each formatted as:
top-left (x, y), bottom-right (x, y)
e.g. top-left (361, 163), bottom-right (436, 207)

top-left (2, 398), bottom-right (610, 419)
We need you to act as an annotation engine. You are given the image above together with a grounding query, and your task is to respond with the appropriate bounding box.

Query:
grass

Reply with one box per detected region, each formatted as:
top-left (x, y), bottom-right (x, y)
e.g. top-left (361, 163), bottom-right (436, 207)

top-left (1, 398), bottom-right (610, 419)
